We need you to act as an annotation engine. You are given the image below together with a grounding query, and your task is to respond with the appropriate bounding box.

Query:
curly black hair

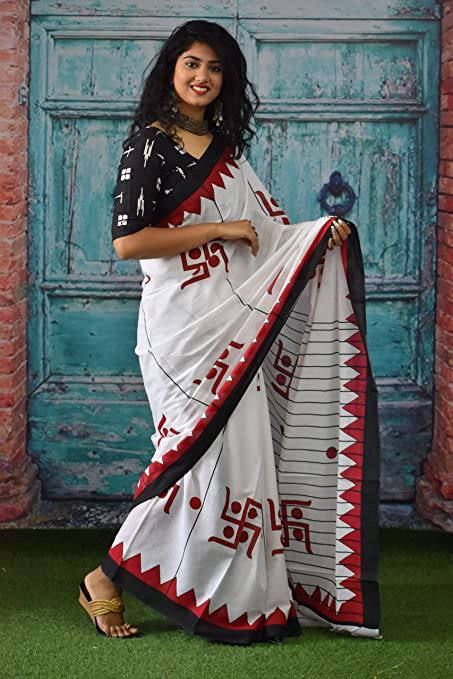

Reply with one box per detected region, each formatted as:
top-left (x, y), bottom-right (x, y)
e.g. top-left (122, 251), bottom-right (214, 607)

top-left (122, 20), bottom-right (260, 160)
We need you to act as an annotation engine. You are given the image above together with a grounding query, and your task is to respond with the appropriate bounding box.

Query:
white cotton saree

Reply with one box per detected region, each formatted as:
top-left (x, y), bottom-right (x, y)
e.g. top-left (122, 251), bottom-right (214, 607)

top-left (101, 135), bottom-right (382, 644)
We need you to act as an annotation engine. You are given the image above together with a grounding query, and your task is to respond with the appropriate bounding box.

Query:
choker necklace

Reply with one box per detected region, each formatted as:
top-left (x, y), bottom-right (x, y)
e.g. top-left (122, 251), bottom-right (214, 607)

top-left (171, 109), bottom-right (210, 136)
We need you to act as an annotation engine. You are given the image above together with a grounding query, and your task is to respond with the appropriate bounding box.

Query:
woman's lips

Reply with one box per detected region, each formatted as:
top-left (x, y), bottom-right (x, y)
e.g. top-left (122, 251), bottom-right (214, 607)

top-left (190, 85), bottom-right (210, 95)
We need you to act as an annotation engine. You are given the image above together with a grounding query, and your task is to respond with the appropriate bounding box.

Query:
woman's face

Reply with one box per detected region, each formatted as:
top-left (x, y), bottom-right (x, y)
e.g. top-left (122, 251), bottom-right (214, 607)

top-left (172, 41), bottom-right (223, 119)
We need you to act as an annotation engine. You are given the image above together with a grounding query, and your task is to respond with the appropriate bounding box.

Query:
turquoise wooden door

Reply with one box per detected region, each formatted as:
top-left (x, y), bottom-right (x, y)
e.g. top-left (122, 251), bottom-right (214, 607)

top-left (28, 1), bottom-right (440, 512)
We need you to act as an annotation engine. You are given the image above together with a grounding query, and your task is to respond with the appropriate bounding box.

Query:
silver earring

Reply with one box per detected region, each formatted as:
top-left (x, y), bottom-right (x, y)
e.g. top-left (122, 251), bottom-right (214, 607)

top-left (169, 84), bottom-right (179, 115)
top-left (214, 99), bottom-right (223, 128)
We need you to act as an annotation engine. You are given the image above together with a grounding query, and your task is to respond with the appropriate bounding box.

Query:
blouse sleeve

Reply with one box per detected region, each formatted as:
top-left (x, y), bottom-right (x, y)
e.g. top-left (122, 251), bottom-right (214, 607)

top-left (111, 128), bottom-right (164, 241)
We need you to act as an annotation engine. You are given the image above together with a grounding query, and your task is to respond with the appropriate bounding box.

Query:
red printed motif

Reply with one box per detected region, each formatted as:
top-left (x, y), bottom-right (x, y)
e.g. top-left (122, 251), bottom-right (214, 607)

top-left (254, 190), bottom-right (290, 224)
top-left (193, 340), bottom-right (244, 394)
top-left (271, 339), bottom-right (298, 399)
top-left (268, 499), bottom-right (284, 555)
top-left (158, 483), bottom-right (180, 513)
top-left (157, 414), bottom-right (180, 446)
top-left (267, 267), bottom-right (284, 296)
top-left (209, 486), bottom-right (262, 559)
top-left (158, 484), bottom-right (203, 514)
top-left (180, 241), bottom-right (229, 289)
top-left (269, 498), bottom-right (313, 555)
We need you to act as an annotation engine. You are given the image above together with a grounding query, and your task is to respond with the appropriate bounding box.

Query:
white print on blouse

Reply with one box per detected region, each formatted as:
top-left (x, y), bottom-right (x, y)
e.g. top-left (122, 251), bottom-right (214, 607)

top-left (144, 137), bottom-right (157, 167)
top-left (137, 187), bottom-right (145, 217)
top-left (114, 131), bottom-right (199, 227)
top-left (120, 168), bottom-right (131, 180)
top-left (122, 145), bottom-right (135, 158)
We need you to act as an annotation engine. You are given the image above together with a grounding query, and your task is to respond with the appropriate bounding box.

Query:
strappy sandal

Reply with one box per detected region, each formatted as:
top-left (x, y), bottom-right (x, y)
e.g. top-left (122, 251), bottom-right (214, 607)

top-left (78, 578), bottom-right (142, 638)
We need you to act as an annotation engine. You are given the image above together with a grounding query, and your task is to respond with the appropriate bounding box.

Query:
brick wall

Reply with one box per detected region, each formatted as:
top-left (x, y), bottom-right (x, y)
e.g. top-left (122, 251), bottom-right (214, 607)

top-left (415, 0), bottom-right (453, 531)
top-left (0, 0), bottom-right (40, 521)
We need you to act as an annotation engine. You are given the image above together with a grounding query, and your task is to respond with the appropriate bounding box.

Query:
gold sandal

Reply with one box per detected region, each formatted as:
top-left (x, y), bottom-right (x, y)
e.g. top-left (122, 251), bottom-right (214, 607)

top-left (78, 577), bottom-right (142, 638)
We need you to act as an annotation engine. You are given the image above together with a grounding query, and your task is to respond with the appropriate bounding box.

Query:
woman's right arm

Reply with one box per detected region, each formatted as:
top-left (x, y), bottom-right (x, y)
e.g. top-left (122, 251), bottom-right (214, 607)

top-left (113, 219), bottom-right (259, 259)
top-left (113, 222), bottom-right (221, 259)
top-left (110, 130), bottom-right (258, 260)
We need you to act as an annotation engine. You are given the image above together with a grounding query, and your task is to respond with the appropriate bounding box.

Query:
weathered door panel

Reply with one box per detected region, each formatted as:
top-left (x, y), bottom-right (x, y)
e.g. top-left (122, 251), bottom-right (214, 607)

top-left (241, 13), bottom-right (439, 501)
top-left (28, 1), bottom-right (439, 508)
top-left (28, 9), bottom-right (236, 498)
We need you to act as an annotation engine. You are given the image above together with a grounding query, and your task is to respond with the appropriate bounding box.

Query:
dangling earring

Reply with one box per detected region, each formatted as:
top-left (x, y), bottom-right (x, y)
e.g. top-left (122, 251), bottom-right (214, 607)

top-left (213, 99), bottom-right (223, 128)
top-left (169, 84), bottom-right (179, 117)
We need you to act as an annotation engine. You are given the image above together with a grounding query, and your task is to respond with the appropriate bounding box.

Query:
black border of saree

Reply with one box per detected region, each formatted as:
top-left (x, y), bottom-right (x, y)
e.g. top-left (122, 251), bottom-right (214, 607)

top-left (101, 550), bottom-right (302, 644)
top-left (344, 226), bottom-right (381, 632)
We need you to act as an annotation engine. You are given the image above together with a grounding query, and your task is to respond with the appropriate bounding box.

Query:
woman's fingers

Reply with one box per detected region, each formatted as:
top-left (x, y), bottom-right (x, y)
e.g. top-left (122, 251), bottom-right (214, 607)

top-left (333, 219), bottom-right (351, 239)
top-left (250, 222), bottom-right (259, 256)
top-left (331, 218), bottom-right (352, 247)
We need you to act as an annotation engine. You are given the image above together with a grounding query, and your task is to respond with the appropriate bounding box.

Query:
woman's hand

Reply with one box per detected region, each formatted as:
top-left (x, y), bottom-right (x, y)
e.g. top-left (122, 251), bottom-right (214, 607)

top-left (216, 219), bottom-right (260, 257)
top-left (216, 216), bottom-right (353, 256)
top-left (327, 217), bottom-right (352, 250)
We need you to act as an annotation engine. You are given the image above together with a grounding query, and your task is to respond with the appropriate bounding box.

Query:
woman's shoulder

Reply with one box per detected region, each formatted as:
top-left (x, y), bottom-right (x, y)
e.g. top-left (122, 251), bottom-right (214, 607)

top-left (126, 123), bottom-right (165, 147)
top-left (119, 123), bottom-right (173, 170)
top-left (144, 120), bottom-right (166, 134)
top-left (131, 122), bottom-right (187, 158)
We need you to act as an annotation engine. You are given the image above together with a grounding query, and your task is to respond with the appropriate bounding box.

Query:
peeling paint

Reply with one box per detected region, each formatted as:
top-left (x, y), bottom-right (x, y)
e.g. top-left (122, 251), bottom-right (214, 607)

top-left (379, 61), bottom-right (417, 100)
top-left (28, 0), bottom-right (440, 513)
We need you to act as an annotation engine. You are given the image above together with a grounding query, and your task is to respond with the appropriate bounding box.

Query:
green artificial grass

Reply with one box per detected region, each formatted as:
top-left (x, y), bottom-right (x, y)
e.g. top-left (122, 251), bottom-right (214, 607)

top-left (1, 527), bottom-right (452, 679)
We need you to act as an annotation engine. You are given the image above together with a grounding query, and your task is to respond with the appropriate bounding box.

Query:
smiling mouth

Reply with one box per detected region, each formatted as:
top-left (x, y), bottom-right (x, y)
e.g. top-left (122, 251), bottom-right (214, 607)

top-left (191, 85), bottom-right (210, 93)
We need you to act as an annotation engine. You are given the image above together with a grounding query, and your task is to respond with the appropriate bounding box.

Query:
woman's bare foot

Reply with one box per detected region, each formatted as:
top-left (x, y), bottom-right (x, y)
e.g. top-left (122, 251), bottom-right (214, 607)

top-left (84, 566), bottom-right (140, 637)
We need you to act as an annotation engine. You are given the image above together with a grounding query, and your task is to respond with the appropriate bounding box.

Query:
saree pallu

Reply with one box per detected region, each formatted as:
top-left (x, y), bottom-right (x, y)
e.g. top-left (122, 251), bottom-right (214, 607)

top-left (101, 136), bottom-right (382, 644)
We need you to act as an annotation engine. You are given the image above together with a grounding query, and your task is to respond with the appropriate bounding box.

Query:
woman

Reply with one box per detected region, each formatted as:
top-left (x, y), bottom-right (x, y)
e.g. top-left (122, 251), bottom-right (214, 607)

top-left (78, 19), bottom-right (381, 644)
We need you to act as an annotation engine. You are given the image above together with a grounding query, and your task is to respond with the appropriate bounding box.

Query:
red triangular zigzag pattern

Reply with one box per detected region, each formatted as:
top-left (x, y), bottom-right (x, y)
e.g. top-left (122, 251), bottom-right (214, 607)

top-left (293, 582), bottom-right (364, 622)
top-left (107, 541), bottom-right (297, 631)
top-left (292, 300), bottom-right (368, 624)
top-left (156, 147), bottom-right (239, 228)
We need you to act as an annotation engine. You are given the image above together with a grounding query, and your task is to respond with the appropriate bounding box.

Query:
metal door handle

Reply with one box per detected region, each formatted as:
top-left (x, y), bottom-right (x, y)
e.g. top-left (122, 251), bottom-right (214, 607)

top-left (318, 170), bottom-right (356, 217)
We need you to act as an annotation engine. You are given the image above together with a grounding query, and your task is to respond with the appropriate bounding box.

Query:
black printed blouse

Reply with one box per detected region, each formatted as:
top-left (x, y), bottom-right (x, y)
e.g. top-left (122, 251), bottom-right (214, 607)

top-left (111, 124), bottom-right (214, 242)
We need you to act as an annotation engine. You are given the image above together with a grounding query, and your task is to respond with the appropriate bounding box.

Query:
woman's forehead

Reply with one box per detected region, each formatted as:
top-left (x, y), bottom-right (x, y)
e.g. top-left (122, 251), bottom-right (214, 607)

top-left (179, 42), bottom-right (221, 62)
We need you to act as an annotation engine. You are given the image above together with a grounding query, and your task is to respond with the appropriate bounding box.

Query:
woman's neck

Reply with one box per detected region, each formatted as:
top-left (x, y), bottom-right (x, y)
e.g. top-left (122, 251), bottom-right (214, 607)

top-left (177, 102), bottom-right (206, 121)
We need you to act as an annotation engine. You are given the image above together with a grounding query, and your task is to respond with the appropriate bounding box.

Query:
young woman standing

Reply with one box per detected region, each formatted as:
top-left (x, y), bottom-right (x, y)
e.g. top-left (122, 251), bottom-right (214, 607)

top-left (78, 20), bottom-right (381, 645)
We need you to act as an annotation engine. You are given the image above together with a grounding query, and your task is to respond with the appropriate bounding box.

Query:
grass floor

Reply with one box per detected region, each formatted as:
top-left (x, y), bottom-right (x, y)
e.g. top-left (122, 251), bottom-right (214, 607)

top-left (1, 527), bottom-right (452, 679)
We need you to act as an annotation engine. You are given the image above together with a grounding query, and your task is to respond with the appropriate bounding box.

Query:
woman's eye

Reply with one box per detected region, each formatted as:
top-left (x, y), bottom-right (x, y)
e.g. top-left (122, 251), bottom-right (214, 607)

top-left (185, 61), bottom-right (222, 72)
